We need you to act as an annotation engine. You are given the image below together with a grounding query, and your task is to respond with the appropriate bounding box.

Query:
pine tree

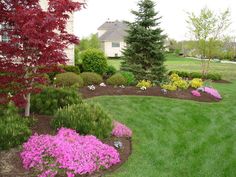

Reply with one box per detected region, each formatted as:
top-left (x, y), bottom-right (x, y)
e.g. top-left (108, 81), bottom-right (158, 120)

top-left (121, 0), bottom-right (166, 83)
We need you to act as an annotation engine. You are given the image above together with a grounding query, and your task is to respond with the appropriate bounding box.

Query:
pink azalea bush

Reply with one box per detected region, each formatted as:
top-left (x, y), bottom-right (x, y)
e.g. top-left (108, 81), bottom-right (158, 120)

top-left (204, 87), bottom-right (222, 99)
top-left (21, 128), bottom-right (120, 177)
top-left (191, 90), bottom-right (201, 97)
top-left (112, 121), bottom-right (132, 138)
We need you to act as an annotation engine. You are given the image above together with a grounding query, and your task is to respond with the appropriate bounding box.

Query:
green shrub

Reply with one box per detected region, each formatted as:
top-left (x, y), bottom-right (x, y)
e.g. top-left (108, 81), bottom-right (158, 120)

top-left (0, 103), bottom-right (31, 150)
top-left (81, 49), bottom-right (108, 74)
top-left (63, 65), bottom-right (80, 74)
top-left (31, 87), bottom-right (82, 115)
top-left (204, 73), bottom-right (222, 80)
top-left (54, 72), bottom-right (83, 87)
top-left (106, 73), bottom-right (127, 86)
top-left (52, 103), bottom-right (112, 139)
top-left (189, 72), bottom-right (202, 79)
top-left (80, 72), bottom-right (103, 85)
top-left (121, 71), bottom-right (136, 85)
top-left (104, 65), bottom-right (117, 78)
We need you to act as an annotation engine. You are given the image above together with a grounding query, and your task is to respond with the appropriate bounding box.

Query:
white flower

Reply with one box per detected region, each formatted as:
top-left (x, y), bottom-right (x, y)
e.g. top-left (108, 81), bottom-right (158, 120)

top-left (140, 86), bottom-right (146, 90)
top-left (54, 77), bottom-right (57, 80)
top-left (119, 85), bottom-right (125, 88)
top-left (88, 85), bottom-right (96, 91)
top-left (99, 82), bottom-right (106, 87)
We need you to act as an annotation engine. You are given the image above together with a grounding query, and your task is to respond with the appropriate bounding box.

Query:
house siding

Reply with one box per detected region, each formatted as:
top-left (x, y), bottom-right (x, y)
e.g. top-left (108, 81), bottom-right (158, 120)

top-left (104, 41), bottom-right (126, 57)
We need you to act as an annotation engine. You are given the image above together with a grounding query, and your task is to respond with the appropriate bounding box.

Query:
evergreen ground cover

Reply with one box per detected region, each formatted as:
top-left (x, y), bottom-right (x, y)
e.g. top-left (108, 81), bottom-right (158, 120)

top-left (89, 81), bottom-right (236, 177)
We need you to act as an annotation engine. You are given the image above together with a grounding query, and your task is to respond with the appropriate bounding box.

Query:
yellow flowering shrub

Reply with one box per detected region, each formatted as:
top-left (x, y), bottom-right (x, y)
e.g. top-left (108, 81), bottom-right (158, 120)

top-left (136, 80), bottom-right (152, 88)
top-left (161, 84), bottom-right (177, 91)
top-left (190, 78), bottom-right (203, 88)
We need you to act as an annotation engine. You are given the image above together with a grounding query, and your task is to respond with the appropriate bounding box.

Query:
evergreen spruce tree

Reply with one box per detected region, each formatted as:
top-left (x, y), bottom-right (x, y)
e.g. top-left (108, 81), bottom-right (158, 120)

top-left (121, 0), bottom-right (166, 83)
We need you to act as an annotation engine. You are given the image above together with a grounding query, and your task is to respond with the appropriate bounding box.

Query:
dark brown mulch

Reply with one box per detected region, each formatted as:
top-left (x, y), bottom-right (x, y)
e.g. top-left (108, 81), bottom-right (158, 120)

top-left (79, 85), bottom-right (221, 102)
top-left (0, 115), bottom-right (132, 177)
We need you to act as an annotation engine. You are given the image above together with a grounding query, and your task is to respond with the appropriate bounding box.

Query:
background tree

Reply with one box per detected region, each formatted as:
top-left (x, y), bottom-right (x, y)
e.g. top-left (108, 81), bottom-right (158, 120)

top-left (186, 7), bottom-right (231, 75)
top-left (75, 34), bottom-right (101, 65)
top-left (0, 0), bottom-right (82, 116)
top-left (121, 0), bottom-right (166, 83)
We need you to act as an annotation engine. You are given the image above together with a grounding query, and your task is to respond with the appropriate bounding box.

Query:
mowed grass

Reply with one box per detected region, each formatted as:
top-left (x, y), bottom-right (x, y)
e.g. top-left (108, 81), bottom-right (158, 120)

top-left (87, 82), bottom-right (236, 177)
top-left (107, 54), bottom-right (236, 81)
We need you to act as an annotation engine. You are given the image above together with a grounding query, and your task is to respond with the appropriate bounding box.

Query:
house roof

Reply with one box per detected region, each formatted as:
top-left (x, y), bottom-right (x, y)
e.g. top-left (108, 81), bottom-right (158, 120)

top-left (98, 20), bottom-right (128, 42)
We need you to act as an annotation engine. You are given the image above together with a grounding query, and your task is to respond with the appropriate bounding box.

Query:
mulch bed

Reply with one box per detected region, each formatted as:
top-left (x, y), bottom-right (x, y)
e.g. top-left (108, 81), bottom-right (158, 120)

top-left (0, 115), bottom-right (132, 177)
top-left (80, 85), bottom-right (221, 102)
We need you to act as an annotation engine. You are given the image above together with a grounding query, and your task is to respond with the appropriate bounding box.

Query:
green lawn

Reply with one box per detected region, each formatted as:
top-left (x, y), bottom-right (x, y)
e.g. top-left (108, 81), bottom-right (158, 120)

top-left (87, 81), bottom-right (236, 177)
top-left (108, 54), bottom-right (236, 81)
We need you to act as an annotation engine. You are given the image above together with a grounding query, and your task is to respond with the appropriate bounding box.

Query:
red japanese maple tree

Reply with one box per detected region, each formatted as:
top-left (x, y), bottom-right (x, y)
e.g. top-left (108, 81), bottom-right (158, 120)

top-left (0, 0), bottom-right (82, 116)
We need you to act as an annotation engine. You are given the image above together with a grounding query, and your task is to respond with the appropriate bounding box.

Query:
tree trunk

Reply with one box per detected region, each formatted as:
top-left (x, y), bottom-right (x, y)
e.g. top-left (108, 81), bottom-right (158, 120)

top-left (24, 93), bottom-right (31, 117)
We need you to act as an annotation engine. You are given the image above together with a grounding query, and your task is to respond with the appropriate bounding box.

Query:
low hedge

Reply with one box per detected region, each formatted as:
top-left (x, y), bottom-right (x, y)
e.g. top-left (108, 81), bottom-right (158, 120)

top-left (168, 71), bottom-right (222, 80)
top-left (80, 72), bottom-right (103, 85)
top-left (54, 72), bottom-right (84, 87)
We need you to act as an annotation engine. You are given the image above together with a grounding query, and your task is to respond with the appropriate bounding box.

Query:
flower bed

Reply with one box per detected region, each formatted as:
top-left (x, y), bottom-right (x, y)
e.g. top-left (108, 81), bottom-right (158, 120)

top-left (21, 128), bottom-right (120, 177)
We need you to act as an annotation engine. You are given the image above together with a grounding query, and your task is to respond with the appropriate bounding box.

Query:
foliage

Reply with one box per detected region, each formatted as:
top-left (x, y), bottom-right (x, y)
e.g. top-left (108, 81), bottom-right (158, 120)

top-left (186, 7), bottom-right (231, 75)
top-left (112, 121), bottom-right (132, 138)
top-left (0, 102), bottom-right (31, 150)
top-left (80, 72), bottom-right (103, 86)
top-left (52, 103), bottom-right (113, 139)
top-left (121, 0), bottom-right (166, 82)
top-left (31, 87), bottom-right (82, 115)
top-left (21, 128), bottom-right (120, 177)
top-left (54, 72), bottom-right (84, 87)
top-left (106, 73), bottom-right (127, 86)
top-left (104, 65), bottom-right (117, 78)
top-left (0, 0), bottom-right (82, 116)
top-left (136, 80), bottom-right (152, 88)
top-left (161, 73), bottom-right (189, 91)
top-left (81, 49), bottom-right (108, 75)
top-left (190, 78), bottom-right (203, 88)
top-left (121, 71), bottom-right (136, 85)
top-left (75, 34), bottom-right (101, 65)
top-left (168, 70), bottom-right (222, 81)
top-left (161, 84), bottom-right (177, 91)
top-left (63, 65), bottom-right (80, 74)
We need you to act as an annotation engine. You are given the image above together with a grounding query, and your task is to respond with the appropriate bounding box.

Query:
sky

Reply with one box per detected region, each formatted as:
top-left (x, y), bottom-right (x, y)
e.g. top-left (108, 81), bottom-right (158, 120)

top-left (74, 0), bottom-right (236, 41)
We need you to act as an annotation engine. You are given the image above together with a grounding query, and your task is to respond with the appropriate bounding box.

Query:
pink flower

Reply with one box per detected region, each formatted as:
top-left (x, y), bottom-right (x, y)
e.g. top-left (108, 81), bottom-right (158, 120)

top-left (112, 121), bottom-right (132, 137)
top-left (191, 90), bottom-right (201, 97)
top-left (204, 87), bottom-right (222, 99)
top-left (21, 128), bottom-right (120, 176)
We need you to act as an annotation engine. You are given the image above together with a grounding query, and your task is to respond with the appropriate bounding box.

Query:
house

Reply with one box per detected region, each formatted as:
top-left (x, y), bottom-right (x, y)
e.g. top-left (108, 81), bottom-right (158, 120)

top-left (98, 20), bottom-right (127, 58)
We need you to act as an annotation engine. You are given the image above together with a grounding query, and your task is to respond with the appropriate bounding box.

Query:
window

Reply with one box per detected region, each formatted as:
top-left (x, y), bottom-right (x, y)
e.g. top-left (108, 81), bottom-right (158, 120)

top-left (112, 42), bottom-right (120, 48)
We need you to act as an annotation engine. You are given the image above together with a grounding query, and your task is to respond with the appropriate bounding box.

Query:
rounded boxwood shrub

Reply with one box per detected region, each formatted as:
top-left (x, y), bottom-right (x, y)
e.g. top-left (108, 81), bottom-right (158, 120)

top-left (81, 49), bottom-right (108, 74)
top-left (52, 103), bottom-right (112, 139)
top-left (31, 87), bottom-right (82, 115)
top-left (54, 72), bottom-right (83, 87)
top-left (0, 103), bottom-right (31, 150)
top-left (80, 72), bottom-right (103, 85)
top-left (107, 73), bottom-right (127, 86)
top-left (121, 71), bottom-right (136, 85)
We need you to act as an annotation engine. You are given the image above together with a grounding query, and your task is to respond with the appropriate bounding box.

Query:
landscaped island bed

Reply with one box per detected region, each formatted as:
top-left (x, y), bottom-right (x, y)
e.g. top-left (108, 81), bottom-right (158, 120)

top-left (0, 115), bottom-right (132, 177)
top-left (80, 85), bottom-right (221, 102)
